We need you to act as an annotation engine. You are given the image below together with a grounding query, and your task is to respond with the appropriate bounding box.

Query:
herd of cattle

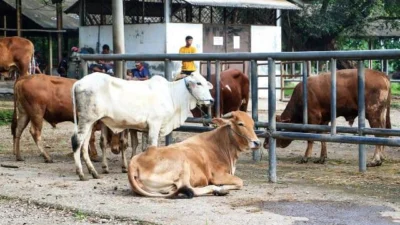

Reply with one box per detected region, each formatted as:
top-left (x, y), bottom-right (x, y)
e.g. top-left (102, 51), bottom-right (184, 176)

top-left (0, 36), bottom-right (394, 198)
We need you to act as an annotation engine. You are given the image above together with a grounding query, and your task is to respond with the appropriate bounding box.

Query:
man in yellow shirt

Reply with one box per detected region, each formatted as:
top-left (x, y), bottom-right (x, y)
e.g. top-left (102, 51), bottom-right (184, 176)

top-left (179, 36), bottom-right (197, 75)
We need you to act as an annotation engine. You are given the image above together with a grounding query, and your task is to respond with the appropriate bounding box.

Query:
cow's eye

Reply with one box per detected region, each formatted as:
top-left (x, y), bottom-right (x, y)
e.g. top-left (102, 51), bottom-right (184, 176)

top-left (238, 122), bottom-right (244, 126)
top-left (196, 82), bottom-right (202, 85)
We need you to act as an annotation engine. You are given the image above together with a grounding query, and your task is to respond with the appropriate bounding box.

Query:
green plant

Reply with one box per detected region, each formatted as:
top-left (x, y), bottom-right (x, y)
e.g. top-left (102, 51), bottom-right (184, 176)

top-left (0, 109), bottom-right (13, 126)
top-left (73, 210), bottom-right (87, 221)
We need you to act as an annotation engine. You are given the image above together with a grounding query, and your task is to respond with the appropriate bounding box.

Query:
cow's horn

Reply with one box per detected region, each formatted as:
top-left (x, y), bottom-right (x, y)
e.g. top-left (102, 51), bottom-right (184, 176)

top-left (222, 112), bottom-right (233, 118)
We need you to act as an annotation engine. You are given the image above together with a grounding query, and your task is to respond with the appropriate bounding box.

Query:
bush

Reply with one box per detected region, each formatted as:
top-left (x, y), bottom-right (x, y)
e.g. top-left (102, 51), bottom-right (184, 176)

top-left (0, 109), bottom-right (13, 126)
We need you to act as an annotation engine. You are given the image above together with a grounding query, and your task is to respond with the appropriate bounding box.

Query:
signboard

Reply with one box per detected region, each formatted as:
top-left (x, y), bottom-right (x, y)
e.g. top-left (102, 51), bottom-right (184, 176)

top-left (233, 36), bottom-right (240, 49)
top-left (214, 36), bottom-right (223, 46)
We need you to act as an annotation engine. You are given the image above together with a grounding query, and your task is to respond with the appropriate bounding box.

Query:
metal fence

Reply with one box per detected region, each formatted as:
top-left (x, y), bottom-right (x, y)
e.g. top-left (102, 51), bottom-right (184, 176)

top-left (80, 49), bottom-right (400, 183)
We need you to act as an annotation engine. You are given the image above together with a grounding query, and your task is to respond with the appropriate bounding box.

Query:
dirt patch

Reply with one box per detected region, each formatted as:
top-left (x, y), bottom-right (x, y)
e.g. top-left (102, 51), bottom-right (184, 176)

top-left (1, 95), bottom-right (400, 225)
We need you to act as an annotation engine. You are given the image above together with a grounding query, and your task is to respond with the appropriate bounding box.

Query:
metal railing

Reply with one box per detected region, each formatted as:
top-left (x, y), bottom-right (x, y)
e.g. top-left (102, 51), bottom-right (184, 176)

top-left (80, 49), bottom-right (400, 183)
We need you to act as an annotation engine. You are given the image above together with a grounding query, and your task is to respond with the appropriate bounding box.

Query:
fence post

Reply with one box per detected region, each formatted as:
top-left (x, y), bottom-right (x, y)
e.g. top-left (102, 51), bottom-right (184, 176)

top-left (268, 58), bottom-right (277, 183)
top-left (358, 61), bottom-right (366, 172)
top-left (207, 60), bottom-right (212, 119)
top-left (215, 60), bottom-right (221, 118)
top-left (81, 59), bottom-right (88, 77)
top-left (251, 60), bottom-right (260, 161)
top-left (165, 59), bottom-right (173, 146)
top-left (330, 58), bottom-right (337, 135)
top-left (302, 61), bottom-right (308, 124)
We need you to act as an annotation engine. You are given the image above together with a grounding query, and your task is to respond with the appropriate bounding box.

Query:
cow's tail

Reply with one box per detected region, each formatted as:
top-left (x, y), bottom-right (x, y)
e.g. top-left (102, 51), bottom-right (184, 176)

top-left (386, 84), bottom-right (391, 130)
top-left (71, 82), bottom-right (79, 135)
top-left (128, 160), bottom-right (180, 198)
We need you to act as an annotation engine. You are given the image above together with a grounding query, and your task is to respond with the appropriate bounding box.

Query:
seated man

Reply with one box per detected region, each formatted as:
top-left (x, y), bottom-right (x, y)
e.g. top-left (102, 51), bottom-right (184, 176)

top-left (128, 61), bottom-right (149, 81)
top-left (89, 44), bottom-right (114, 75)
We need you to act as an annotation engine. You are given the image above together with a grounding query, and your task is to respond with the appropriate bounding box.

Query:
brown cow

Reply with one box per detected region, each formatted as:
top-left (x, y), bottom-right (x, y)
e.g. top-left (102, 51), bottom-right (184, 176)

top-left (191, 69), bottom-right (249, 118)
top-left (0, 36), bottom-right (34, 78)
top-left (128, 111), bottom-right (260, 198)
top-left (12, 74), bottom-right (105, 162)
top-left (263, 69), bottom-right (391, 167)
top-left (99, 124), bottom-right (129, 173)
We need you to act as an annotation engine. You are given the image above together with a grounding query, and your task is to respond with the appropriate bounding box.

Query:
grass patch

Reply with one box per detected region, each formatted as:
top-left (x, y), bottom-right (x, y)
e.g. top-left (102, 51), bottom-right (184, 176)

top-left (73, 210), bottom-right (87, 221)
top-left (391, 83), bottom-right (400, 96)
top-left (0, 109), bottom-right (13, 126)
top-left (283, 82), bottom-right (297, 97)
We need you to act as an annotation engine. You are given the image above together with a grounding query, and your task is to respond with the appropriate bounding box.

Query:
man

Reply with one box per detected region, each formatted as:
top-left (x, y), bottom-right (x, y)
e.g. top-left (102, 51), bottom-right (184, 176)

top-left (57, 52), bottom-right (69, 77)
top-left (32, 51), bottom-right (43, 74)
top-left (90, 44), bottom-right (114, 74)
top-left (129, 61), bottom-right (149, 81)
top-left (179, 36), bottom-right (197, 76)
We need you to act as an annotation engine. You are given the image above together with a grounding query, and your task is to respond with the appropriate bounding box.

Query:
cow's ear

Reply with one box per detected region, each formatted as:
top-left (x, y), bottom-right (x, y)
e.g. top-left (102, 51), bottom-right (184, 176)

top-left (212, 118), bottom-right (231, 127)
top-left (207, 81), bottom-right (213, 90)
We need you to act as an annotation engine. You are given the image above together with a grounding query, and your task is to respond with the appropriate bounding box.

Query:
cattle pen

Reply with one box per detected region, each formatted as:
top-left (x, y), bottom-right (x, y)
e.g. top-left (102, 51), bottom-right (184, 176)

top-left (79, 49), bottom-right (400, 183)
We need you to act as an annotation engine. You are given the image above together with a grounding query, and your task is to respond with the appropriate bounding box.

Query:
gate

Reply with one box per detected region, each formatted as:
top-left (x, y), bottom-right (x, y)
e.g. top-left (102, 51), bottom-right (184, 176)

top-left (80, 50), bottom-right (400, 183)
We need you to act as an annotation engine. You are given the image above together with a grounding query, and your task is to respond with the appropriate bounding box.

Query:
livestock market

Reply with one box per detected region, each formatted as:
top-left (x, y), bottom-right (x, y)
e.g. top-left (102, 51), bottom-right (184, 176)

top-left (0, 0), bottom-right (400, 224)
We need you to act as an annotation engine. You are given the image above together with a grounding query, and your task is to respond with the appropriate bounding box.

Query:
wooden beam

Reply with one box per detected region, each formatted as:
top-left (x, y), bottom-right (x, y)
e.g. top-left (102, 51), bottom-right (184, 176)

top-left (16, 0), bottom-right (21, 36)
top-left (57, 2), bottom-right (63, 64)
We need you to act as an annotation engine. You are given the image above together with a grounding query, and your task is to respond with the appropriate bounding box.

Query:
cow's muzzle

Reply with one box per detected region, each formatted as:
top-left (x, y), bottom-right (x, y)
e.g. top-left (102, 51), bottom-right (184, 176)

top-left (250, 140), bottom-right (261, 150)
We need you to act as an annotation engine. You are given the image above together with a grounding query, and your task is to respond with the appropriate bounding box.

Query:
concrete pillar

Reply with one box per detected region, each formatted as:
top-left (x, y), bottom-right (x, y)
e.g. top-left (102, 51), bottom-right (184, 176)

top-left (276, 9), bottom-right (281, 27)
top-left (112, 0), bottom-right (125, 79)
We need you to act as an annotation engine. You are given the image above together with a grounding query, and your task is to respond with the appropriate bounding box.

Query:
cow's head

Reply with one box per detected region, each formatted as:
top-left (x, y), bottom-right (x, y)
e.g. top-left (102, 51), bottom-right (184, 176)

top-left (0, 65), bottom-right (17, 79)
top-left (263, 115), bottom-right (293, 149)
top-left (212, 111), bottom-right (261, 150)
top-left (184, 72), bottom-right (214, 106)
top-left (110, 130), bottom-right (129, 155)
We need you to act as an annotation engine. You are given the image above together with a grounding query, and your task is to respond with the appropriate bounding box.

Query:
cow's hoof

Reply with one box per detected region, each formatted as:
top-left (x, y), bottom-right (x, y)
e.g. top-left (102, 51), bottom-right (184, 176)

top-left (44, 158), bottom-right (54, 163)
top-left (213, 188), bottom-right (229, 196)
top-left (79, 175), bottom-right (88, 181)
top-left (91, 172), bottom-right (101, 179)
top-left (367, 160), bottom-right (382, 167)
top-left (16, 157), bottom-right (24, 162)
top-left (313, 157), bottom-right (326, 164)
top-left (297, 157), bottom-right (309, 164)
top-left (122, 168), bottom-right (128, 173)
top-left (90, 157), bottom-right (101, 163)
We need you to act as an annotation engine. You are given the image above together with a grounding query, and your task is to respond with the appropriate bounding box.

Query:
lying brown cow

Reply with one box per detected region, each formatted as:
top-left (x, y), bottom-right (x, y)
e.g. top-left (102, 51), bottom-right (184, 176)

top-left (191, 69), bottom-right (249, 118)
top-left (128, 111), bottom-right (260, 198)
top-left (0, 36), bottom-right (34, 78)
top-left (264, 69), bottom-right (391, 167)
top-left (12, 74), bottom-right (109, 162)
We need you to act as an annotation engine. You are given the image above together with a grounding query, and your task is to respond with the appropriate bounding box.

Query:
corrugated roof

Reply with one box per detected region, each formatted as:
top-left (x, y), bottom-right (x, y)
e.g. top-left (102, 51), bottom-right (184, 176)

top-left (2, 0), bottom-right (79, 30)
top-left (183, 0), bottom-right (300, 10)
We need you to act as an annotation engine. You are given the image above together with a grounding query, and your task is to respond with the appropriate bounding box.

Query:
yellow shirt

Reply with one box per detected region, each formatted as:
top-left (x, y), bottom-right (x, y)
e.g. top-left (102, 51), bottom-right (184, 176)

top-left (179, 46), bottom-right (197, 71)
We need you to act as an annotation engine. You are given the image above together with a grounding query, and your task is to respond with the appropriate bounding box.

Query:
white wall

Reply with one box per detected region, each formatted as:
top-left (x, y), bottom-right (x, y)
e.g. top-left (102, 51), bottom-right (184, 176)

top-left (166, 23), bottom-right (203, 77)
top-left (251, 25), bottom-right (282, 100)
top-left (79, 24), bottom-right (166, 75)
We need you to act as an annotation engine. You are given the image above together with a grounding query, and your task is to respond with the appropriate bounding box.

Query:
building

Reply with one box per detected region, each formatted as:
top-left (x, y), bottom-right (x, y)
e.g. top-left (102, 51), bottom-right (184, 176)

top-left (65, 0), bottom-right (300, 98)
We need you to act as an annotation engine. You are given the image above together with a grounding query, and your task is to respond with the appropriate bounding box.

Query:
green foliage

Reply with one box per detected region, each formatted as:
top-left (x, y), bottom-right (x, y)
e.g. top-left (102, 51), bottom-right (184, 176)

top-left (391, 83), bottom-right (400, 96)
top-left (73, 210), bottom-right (87, 221)
top-left (0, 109), bottom-right (13, 126)
top-left (283, 0), bottom-right (400, 51)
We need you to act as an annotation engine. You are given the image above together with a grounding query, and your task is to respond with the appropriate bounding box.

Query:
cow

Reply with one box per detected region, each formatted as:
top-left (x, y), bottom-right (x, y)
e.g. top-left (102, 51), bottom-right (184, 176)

top-left (263, 69), bottom-right (391, 167)
top-left (99, 125), bottom-right (129, 173)
top-left (189, 69), bottom-right (249, 118)
top-left (71, 72), bottom-right (214, 180)
top-left (12, 74), bottom-right (106, 162)
top-left (127, 111), bottom-right (260, 198)
top-left (0, 36), bottom-right (35, 78)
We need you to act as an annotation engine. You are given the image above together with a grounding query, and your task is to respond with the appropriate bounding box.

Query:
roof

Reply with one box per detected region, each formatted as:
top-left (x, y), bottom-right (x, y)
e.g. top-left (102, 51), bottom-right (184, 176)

top-left (183, 0), bottom-right (300, 10)
top-left (345, 20), bottom-right (400, 38)
top-left (1, 0), bottom-right (79, 30)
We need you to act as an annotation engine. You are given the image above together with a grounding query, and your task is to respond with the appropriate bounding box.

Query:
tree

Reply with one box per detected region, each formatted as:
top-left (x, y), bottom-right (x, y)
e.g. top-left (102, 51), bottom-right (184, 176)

top-left (283, 0), bottom-right (400, 54)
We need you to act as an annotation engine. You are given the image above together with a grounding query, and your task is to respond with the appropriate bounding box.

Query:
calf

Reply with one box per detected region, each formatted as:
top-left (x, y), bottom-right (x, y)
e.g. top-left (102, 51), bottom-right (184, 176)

top-left (263, 69), bottom-right (391, 167)
top-left (0, 36), bottom-right (35, 78)
top-left (128, 111), bottom-right (260, 198)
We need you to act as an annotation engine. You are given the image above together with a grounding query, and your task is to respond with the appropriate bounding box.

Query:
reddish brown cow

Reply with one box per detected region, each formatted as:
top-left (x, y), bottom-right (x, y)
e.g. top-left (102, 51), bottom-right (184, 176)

top-left (12, 75), bottom-right (107, 162)
top-left (191, 69), bottom-right (249, 118)
top-left (263, 69), bottom-right (391, 167)
top-left (0, 36), bottom-right (34, 78)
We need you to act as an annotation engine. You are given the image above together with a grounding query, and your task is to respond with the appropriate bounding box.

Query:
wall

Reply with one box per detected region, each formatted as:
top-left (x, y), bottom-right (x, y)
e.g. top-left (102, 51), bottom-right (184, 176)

top-left (250, 25), bottom-right (282, 100)
top-left (166, 23), bottom-right (203, 77)
top-left (79, 24), bottom-right (166, 75)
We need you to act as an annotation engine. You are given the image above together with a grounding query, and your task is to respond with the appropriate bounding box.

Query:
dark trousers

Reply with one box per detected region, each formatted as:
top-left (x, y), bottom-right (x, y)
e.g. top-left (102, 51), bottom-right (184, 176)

top-left (181, 70), bottom-right (195, 75)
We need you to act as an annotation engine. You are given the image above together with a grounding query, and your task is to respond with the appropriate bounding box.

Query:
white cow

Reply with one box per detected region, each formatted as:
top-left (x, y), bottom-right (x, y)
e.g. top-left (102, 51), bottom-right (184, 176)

top-left (71, 72), bottom-right (214, 181)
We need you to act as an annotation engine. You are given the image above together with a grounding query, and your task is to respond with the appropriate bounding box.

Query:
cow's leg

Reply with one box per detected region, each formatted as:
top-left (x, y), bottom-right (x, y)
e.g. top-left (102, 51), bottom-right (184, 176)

top-left (13, 113), bottom-right (29, 161)
top-left (130, 130), bottom-right (139, 158)
top-left (141, 132), bottom-right (148, 152)
top-left (147, 123), bottom-right (161, 147)
top-left (314, 141), bottom-right (328, 164)
top-left (298, 141), bottom-right (314, 164)
top-left (88, 127), bottom-right (100, 162)
top-left (81, 127), bottom-right (101, 179)
top-left (100, 125), bottom-right (110, 174)
top-left (367, 117), bottom-right (386, 167)
top-left (120, 130), bottom-right (129, 173)
top-left (29, 116), bottom-right (53, 163)
top-left (210, 173), bottom-right (244, 192)
top-left (72, 122), bottom-right (98, 181)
